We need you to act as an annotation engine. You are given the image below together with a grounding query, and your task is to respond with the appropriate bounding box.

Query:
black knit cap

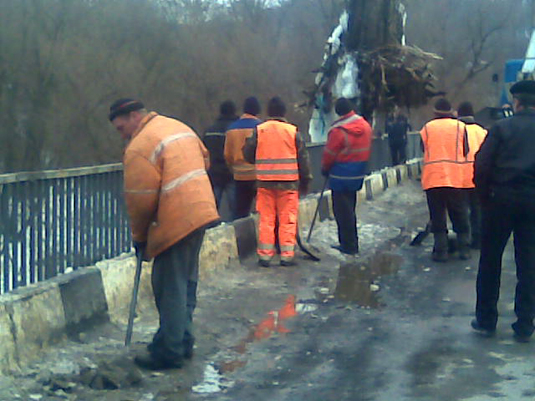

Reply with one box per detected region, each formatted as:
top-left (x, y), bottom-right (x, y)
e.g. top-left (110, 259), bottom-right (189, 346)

top-left (335, 98), bottom-right (353, 116)
top-left (243, 96), bottom-right (261, 115)
top-left (457, 101), bottom-right (474, 117)
top-left (109, 98), bottom-right (145, 121)
top-left (510, 80), bottom-right (535, 95)
top-left (220, 100), bottom-right (237, 117)
top-left (433, 98), bottom-right (453, 116)
top-left (267, 97), bottom-right (286, 117)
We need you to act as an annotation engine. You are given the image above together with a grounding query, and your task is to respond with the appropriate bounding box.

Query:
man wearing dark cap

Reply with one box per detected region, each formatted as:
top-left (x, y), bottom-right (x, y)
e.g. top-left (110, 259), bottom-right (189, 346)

top-left (457, 101), bottom-right (488, 249)
top-left (321, 98), bottom-right (372, 255)
top-left (202, 101), bottom-right (239, 214)
top-left (109, 98), bottom-right (219, 369)
top-left (224, 97), bottom-right (262, 219)
top-left (243, 97), bottom-right (312, 267)
top-left (471, 80), bottom-right (535, 342)
top-left (420, 98), bottom-right (472, 262)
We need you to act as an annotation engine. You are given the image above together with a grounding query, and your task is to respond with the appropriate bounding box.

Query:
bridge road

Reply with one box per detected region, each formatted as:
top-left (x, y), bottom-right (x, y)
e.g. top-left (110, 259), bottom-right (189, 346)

top-left (0, 180), bottom-right (533, 401)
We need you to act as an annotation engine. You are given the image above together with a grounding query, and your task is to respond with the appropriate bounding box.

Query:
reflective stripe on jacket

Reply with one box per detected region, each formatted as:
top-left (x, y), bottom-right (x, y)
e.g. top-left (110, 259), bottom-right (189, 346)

top-left (255, 120), bottom-right (299, 181)
top-left (322, 111), bottom-right (372, 191)
top-left (420, 117), bottom-right (472, 190)
top-left (123, 112), bottom-right (219, 258)
top-left (224, 114), bottom-right (261, 181)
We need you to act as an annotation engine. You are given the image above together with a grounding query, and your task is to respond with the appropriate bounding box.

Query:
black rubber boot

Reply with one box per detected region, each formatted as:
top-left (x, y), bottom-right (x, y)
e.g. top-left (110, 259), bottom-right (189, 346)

top-left (432, 233), bottom-right (449, 262)
top-left (457, 233), bottom-right (471, 260)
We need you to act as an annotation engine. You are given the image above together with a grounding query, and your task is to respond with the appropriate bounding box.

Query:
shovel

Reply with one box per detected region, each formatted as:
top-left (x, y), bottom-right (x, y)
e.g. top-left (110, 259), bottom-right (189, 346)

top-left (125, 250), bottom-right (143, 347)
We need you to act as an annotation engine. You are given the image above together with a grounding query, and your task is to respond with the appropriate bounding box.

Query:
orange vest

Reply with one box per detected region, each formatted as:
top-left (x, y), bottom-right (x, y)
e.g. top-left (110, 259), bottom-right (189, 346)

top-left (255, 120), bottom-right (299, 181)
top-left (420, 118), bottom-right (472, 190)
top-left (463, 123), bottom-right (488, 188)
top-left (123, 113), bottom-right (219, 258)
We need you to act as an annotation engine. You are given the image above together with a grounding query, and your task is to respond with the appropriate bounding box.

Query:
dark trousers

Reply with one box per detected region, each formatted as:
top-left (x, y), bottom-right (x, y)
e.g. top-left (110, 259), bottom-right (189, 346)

top-left (212, 180), bottom-right (235, 210)
top-left (476, 194), bottom-right (535, 336)
top-left (234, 180), bottom-right (256, 219)
top-left (390, 144), bottom-right (407, 166)
top-left (468, 189), bottom-right (482, 246)
top-left (332, 190), bottom-right (358, 253)
top-left (425, 187), bottom-right (469, 234)
top-left (149, 228), bottom-right (205, 363)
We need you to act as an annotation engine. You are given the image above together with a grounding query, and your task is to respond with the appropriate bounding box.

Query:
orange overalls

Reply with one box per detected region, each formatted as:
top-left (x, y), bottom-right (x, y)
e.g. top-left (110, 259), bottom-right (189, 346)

top-left (255, 120), bottom-right (300, 263)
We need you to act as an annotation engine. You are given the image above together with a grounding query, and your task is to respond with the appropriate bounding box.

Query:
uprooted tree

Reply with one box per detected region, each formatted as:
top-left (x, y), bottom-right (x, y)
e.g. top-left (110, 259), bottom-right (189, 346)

top-left (307, 0), bottom-right (442, 133)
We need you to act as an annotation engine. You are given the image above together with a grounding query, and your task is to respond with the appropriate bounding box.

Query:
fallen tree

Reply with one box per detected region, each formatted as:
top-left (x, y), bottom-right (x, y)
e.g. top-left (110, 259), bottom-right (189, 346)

top-left (307, 0), bottom-right (442, 138)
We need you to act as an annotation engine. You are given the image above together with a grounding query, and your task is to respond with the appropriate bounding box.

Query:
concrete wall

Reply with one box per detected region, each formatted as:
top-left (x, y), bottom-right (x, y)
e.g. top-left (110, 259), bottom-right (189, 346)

top-left (0, 160), bottom-right (422, 374)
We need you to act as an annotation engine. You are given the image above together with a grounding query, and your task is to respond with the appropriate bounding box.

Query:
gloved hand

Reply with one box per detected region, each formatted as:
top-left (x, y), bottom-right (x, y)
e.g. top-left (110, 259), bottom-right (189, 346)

top-left (133, 241), bottom-right (148, 261)
top-left (321, 169), bottom-right (329, 177)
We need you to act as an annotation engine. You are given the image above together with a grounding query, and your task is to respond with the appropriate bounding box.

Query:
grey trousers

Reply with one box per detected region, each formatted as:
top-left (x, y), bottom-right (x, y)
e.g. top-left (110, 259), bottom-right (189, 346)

top-left (149, 228), bottom-right (205, 363)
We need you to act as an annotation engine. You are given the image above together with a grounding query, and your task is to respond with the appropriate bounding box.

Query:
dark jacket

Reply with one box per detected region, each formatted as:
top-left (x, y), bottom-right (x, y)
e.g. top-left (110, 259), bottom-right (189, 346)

top-left (388, 116), bottom-right (411, 146)
top-left (202, 115), bottom-right (239, 186)
top-left (474, 108), bottom-right (535, 200)
top-left (243, 118), bottom-right (312, 190)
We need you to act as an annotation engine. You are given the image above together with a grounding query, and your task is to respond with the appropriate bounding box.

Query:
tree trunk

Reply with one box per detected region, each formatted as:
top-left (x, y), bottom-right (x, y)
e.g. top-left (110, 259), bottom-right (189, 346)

top-left (346, 0), bottom-right (403, 51)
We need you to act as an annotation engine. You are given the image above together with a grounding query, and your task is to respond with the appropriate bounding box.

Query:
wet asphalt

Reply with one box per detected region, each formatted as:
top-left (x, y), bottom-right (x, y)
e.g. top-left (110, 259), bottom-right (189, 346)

top-left (1, 180), bottom-right (533, 401)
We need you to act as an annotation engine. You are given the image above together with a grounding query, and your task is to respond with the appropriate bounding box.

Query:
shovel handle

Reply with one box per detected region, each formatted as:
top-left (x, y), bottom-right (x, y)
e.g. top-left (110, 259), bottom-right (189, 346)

top-left (307, 176), bottom-right (328, 242)
top-left (125, 251), bottom-right (143, 347)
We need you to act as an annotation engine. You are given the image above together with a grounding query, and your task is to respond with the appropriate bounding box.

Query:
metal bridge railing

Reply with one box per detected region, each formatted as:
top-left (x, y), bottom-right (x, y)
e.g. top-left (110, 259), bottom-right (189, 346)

top-left (0, 164), bottom-right (131, 294)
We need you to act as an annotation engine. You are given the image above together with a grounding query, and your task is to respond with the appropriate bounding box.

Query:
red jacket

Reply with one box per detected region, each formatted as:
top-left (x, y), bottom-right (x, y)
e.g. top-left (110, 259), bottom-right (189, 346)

top-left (322, 111), bottom-right (372, 170)
top-left (321, 111), bottom-right (372, 191)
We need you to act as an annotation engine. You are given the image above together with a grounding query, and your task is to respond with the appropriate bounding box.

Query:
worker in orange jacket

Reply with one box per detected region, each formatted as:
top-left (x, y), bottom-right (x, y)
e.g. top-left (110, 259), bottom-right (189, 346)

top-left (420, 98), bottom-right (472, 262)
top-left (109, 98), bottom-right (219, 370)
top-left (457, 101), bottom-right (488, 249)
top-left (224, 97), bottom-right (262, 219)
top-left (243, 97), bottom-right (312, 267)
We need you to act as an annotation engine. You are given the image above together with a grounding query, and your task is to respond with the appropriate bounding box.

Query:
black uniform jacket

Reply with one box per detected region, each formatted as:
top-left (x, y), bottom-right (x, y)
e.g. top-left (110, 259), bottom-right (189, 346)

top-left (474, 108), bottom-right (535, 200)
top-left (202, 115), bottom-right (239, 186)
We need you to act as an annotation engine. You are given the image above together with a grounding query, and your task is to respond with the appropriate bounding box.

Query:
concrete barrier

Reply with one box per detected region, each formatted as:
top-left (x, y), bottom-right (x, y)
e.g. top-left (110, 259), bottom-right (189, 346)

top-left (0, 160), bottom-right (421, 374)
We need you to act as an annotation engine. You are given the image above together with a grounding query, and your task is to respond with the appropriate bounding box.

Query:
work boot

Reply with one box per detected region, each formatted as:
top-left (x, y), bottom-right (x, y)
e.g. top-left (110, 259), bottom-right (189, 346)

top-left (280, 257), bottom-right (297, 267)
top-left (457, 234), bottom-right (471, 260)
top-left (470, 319), bottom-right (496, 338)
top-left (258, 259), bottom-right (271, 268)
top-left (432, 233), bottom-right (448, 262)
top-left (134, 351), bottom-right (183, 370)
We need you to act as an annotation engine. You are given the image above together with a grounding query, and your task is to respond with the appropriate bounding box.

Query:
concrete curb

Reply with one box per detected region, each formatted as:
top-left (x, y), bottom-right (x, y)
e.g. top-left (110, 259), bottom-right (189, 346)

top-left (0, 159), bottom-right (422, 374)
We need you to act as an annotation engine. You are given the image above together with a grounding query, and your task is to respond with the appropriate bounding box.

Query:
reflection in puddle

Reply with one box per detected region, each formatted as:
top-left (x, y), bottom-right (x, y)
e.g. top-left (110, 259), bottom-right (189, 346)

top-left (335, 251), bottom-right (402, 307)
top-left (194, 294), bottom-right (316, 394)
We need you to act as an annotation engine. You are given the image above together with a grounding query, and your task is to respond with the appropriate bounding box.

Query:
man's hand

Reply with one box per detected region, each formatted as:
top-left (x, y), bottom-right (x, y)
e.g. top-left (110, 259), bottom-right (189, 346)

top-left (299, 181), bottom-right (309, 198)
top-left (133, 241), bottom-right (149, 261)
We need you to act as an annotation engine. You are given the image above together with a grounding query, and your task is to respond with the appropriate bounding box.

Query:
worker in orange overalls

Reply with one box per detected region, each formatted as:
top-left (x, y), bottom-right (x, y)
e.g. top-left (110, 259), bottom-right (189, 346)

top-left (457, 101), bottom-right (488, 249)
top-left (243, 97), bottom-right (312, 267)
top-left (421, 98), bottom-right (472, 262)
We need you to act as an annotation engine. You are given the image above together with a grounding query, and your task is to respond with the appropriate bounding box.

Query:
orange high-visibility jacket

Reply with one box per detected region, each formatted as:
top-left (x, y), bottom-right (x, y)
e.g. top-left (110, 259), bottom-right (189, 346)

top-left (123, 112), bottom-right (219, 258)
top-left (255, 120), bottom-right (299, 181)
top-left (420, 117), bottom-right (472, 190)
top-left (464, 123), bottom-right (488, 187)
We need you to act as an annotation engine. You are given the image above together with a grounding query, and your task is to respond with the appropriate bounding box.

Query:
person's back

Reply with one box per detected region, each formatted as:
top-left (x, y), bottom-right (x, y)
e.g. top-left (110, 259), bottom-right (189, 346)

top-left (202, 101), bottom-right (238, 209)
top-left (472, 80), bottom-right (535, 342)
top-left (321, 98), bottom-right (372, 255)
top-left (476, 110), bottom-right (535, 195)
top-left (224, 97), bottom-right (262, 219)
top-left (203, 116), bottom-right (236, 179)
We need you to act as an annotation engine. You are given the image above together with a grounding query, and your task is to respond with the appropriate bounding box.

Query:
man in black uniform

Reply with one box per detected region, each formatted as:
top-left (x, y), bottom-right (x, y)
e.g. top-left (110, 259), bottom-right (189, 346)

top-left (202, 101), bottom-right (239, 214)
top-left (471, 80), bottom-right (535, 342)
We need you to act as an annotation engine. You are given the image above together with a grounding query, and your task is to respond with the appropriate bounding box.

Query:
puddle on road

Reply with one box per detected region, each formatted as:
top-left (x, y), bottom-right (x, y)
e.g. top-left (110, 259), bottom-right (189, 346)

top-left (193, 294), bottom-right (318, 394)
top-left (335, 251), bottom-right (403, 307)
